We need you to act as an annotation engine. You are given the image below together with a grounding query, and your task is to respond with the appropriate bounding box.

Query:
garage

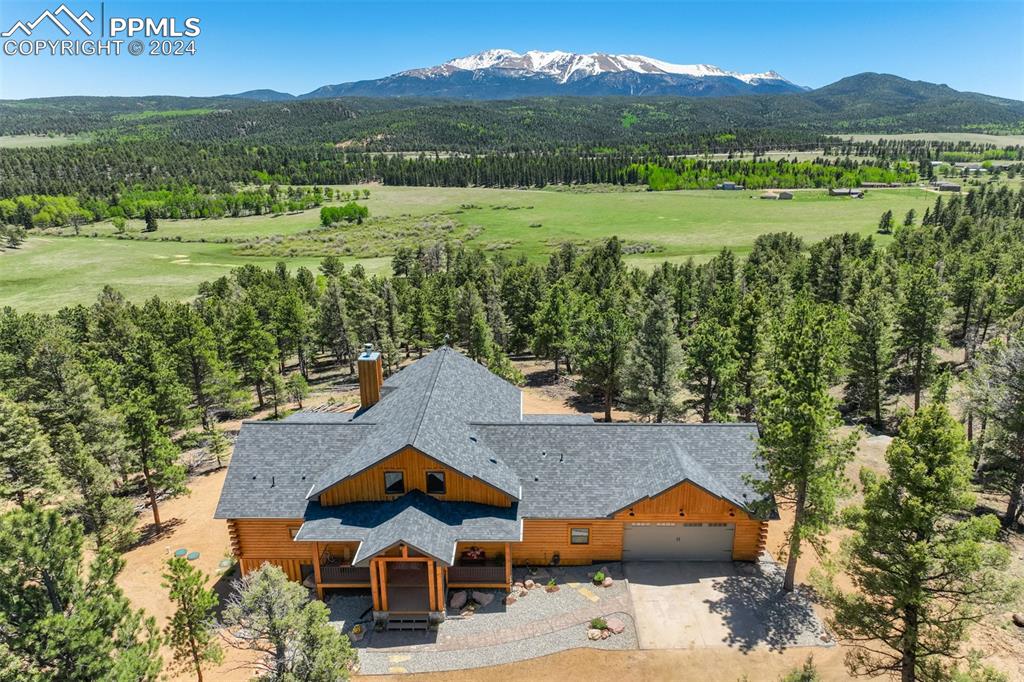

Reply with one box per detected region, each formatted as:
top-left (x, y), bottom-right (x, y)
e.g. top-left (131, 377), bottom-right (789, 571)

top-left (622, 522), bottom-right (735, 561)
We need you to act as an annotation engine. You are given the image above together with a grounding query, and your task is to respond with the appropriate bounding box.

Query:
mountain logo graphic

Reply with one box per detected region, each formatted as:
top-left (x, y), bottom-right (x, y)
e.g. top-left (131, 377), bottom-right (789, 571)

top-left (2, 4), bottom-right (94, 37)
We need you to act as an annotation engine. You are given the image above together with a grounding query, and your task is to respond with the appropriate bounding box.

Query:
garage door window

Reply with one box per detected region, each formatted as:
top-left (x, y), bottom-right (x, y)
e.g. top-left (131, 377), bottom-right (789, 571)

top-left (570, 527), bottom-right (590, 545)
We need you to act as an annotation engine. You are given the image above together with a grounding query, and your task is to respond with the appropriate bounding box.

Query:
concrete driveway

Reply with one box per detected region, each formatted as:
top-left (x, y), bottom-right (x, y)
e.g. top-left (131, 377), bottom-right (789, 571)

top-left (623, 560), bottom-right (829, 651)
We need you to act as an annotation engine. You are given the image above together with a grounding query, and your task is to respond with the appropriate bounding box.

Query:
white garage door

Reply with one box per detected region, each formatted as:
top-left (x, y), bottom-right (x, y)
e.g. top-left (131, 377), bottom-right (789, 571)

top-left (622, 522), bottom-right (735, 561)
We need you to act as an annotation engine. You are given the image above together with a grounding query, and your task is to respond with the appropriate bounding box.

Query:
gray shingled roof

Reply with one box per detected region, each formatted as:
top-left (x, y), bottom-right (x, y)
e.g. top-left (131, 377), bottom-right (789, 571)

top-left (305, 347), bottom-right (523, 500)
top-left (295, 491), bottom-right (521, 566)
top-left (213, 422), bottom-right (374, 519)
top-left (471, 423), bottom-right (764, 518)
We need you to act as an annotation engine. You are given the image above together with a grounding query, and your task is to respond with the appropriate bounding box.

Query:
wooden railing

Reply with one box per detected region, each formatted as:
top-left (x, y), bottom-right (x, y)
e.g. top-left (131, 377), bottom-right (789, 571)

top-left (447, 565), bottom-right (506, 585)
top-left (319, 565), bottom-right (371, 584)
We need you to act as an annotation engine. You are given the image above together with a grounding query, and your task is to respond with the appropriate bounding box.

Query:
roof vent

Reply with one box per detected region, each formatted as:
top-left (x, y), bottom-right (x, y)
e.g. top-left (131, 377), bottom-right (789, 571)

top-left (271, 476), bottom-right (275, 488)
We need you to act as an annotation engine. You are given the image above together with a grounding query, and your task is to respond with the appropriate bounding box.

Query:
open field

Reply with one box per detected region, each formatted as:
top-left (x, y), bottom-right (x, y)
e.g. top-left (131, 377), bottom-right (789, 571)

top-left (838, 132), bottom-right (1024, 145)
top-left (0, 133), bottom-right (90, 148)
top-left (2, 185), bottom-right (936, 311)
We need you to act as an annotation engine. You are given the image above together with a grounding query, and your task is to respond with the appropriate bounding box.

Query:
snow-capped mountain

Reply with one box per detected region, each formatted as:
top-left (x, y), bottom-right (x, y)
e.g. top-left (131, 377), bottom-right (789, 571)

top-left (409, 49), bottom-right (792, 86)
top-left (297, 49), bottom-right (805, 100)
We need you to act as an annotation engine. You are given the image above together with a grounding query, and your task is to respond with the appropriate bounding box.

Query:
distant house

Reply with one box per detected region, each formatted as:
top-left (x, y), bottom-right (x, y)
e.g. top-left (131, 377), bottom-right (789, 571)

top-left (828, 188), bottom-right (864, 198)
top-left (714, 182), bottom-right (744, 190)
top-left (936, 182), bottom-right (961, 192)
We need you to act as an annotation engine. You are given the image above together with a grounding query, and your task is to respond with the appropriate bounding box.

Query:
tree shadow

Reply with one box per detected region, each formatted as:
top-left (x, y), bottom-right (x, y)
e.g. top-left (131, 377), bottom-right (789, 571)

top-left (130, 516), bottom-right (185, 549)
top-left (702, 561), bottom-right (831, 652)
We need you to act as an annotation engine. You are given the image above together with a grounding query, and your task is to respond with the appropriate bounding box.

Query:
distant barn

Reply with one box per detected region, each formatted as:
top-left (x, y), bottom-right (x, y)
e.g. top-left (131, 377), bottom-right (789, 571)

top-left (828, 188), bottom-right (864, 198)
top-left (760, 191), bottom-right (793, 200)
top-left (935, 182), bottom-right (961, 192)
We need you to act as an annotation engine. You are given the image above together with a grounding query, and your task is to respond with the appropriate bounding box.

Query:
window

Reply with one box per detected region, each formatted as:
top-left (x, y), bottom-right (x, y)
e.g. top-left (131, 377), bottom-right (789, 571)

top-left (426, 471), bottom-right (446, 495)
top-left (570, 527), bottom-right (590, 545)
top-left (384, 471), bottom-right (405, 495)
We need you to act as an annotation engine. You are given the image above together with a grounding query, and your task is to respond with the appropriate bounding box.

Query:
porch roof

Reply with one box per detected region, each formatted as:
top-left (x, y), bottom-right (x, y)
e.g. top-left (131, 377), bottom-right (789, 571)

top-left (295, 491), bottom-right (521, 566)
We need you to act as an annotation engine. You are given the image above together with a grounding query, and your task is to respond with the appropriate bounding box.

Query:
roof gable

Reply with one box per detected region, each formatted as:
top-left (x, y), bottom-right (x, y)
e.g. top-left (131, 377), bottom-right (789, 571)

top-left (306, 347), bottom-right (522, 500)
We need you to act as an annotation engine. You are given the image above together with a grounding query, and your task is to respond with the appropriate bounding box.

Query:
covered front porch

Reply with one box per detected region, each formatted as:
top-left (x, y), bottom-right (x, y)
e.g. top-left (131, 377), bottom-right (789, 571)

top-left (310, 540), bottom-right (512, 612)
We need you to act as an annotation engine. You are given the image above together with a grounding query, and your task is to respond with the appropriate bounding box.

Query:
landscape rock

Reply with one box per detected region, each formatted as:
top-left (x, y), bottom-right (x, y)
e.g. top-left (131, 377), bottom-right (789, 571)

top-left (513, 581), bottom-right (524, 589)
top-left (524, 579), bottom-right (535, 589)
top-left (606, 617), bottom-right (626, 634)
top-left (1013, 613), bottom-right (1024, 628)
top-left (504, 595), bottom-right (516, 606)
top-left (472, 591), bottom-right (494, 606)
top-left (602, 577), bottom-right (613, 588)
top-left (587, 628), bottom-right (602, 641)
top-left (449, 590), bottom-right (468, 610)
top-left (518, 589), bottom-right (528, 598)
top-left (459, 608), bottom-right (474, 618)
top-left (601, 630), bottom-right (610, 639)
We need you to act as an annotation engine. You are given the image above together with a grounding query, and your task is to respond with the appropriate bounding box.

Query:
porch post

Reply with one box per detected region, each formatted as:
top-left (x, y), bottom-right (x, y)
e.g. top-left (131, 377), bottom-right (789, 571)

top-left (379, 560), bottom-right (389, 611)
top-left (504, 542), bottom-right (512, 589)
top-left (436, 564), bottom-right (445, 610)
top-left (427, 559), bottom-right (437, 610)
top-left (312, 542), bottom-right (323, 600)
top-left (369, 558), bottom-right (381, 611)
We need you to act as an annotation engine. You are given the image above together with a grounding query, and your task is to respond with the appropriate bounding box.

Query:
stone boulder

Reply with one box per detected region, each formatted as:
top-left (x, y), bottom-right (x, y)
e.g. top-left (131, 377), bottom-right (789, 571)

top-left (513, 581), bottom-right (524, 589)
top-left (449, 590), bottom-right (468, 610)
top-left (472, 591), bottom-right (495, 607)
top-left (606, 617), bottom-right (626, 635)
top-left (504, 595), bottom-right (517, 606)
top-left (601, 630), bottom-right (610, 639)
top-left (524, 579), bottom-right (535, 589)
top-left (1013, 613), bottom-right (1024, 628)
top-left (518, 589), bottom-right (529, 598)
top-left (602, 577), bottom-right (613, 588)
top-left (587, 628), bottom-right (602, 641)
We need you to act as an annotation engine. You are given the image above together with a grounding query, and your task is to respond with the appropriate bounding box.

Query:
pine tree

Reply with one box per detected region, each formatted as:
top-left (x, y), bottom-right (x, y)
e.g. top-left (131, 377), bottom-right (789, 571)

top-left (683, 316), bottom-right (739, 422)
top-left (570, 289), bottom-right (632, 422)
top-left (143, 207), bottom-right (159, 232)
top-left (163, 558), bottom-right (223, 682)
top-left (755, 295), bottom-right (856, 592)
top-left (0, 393), bottom-right (58, 506)
top-left (846, 285), bottom-right (896, 427)
top-left (229, 304), bottom-right (277, 407)
top-left (969, 331), bottom-right (1024, 527)
top-left (285, 372), bottom-right (309, 409)
top-left (223, 564), bottom-right (355, 680)
top-left (896, 266), bottom-right (945, 411)
top-left (824, 405), bottom-right (1016, 682)
top-left (54, 426), bottom-right (138, 551)
top-left (735, 291), bottom-right (766, 422)
top-left (0, 506), bottom-right (163, 680)
top-left (318, 279), bottom-right (357, 371)
top-left (878, 209), bottom-right (894, 234)
top-left (264, 372), bottom-right (285, 419)
top-left (468, 309), bottom-right (494, 363)
top-left (122, 394), bottom-right (186, 530)
top-left (624, 280), bottom-right (684, 422)
top-left (531, 278), bottom-right (573, 374)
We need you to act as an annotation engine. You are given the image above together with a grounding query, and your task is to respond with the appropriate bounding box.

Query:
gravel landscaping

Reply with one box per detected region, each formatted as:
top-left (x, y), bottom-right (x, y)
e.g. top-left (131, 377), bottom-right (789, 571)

top-left (325, 563), bottom-right (638, 673)
top-left (356, 611), bottom-right (637, 674)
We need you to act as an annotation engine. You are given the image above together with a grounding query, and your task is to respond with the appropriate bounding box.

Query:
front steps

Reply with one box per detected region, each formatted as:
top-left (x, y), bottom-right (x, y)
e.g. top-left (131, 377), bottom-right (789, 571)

top-left (386, 614), bottom-right (430, 631)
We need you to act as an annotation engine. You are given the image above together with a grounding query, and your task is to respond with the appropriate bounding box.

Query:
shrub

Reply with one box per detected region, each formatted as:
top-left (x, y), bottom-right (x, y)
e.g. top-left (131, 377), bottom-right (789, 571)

top-left (590, 617), bottom-right (608, 630)
top-left (593, 571), bottom-right (606, 583)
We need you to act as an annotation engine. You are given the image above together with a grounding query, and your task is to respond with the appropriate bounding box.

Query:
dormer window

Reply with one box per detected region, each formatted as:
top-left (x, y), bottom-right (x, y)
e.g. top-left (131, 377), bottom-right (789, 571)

top-left (384, 471), bottom-right (405, 495)
top-left (426, 471), bottom-right (446, 495)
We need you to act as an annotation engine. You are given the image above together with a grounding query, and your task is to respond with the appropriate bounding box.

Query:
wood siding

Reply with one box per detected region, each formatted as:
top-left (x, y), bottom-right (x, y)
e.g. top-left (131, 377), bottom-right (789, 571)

top-left (318, 446), bottom-right (513, 507)
top-left (226, 477), bottom-right (769, 588)
top-left (511, 519), bottom-right (623, 565)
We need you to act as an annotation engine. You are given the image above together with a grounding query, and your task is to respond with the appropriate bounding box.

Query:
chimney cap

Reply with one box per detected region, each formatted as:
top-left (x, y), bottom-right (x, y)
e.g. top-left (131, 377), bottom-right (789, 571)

top-left (359, 343), bottom-right (380, 361)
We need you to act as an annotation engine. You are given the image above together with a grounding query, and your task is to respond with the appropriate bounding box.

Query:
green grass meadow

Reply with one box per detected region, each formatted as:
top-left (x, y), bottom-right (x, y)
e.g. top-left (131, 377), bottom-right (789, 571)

top-left (1, 185), bottom-right (937, 312)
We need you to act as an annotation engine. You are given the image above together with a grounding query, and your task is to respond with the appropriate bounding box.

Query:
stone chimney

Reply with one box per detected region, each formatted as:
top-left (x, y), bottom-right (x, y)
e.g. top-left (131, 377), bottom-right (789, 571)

top-left (357, 343), bottom-right (383, 409)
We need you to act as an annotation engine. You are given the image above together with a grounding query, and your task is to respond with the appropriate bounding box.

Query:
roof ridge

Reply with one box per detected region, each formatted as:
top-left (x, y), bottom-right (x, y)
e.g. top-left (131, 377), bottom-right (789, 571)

top-left (470, 421), bottom-right (758, 427)
top-left (238, 420), bottom-right (377, 426)
top-left (406, 345), bottom-right (448, 445)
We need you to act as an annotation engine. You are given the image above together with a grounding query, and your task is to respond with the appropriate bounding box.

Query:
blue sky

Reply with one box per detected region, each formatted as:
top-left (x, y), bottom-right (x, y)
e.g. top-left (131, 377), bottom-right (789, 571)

top-left (1, 0), bottom-right (1022, 100)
